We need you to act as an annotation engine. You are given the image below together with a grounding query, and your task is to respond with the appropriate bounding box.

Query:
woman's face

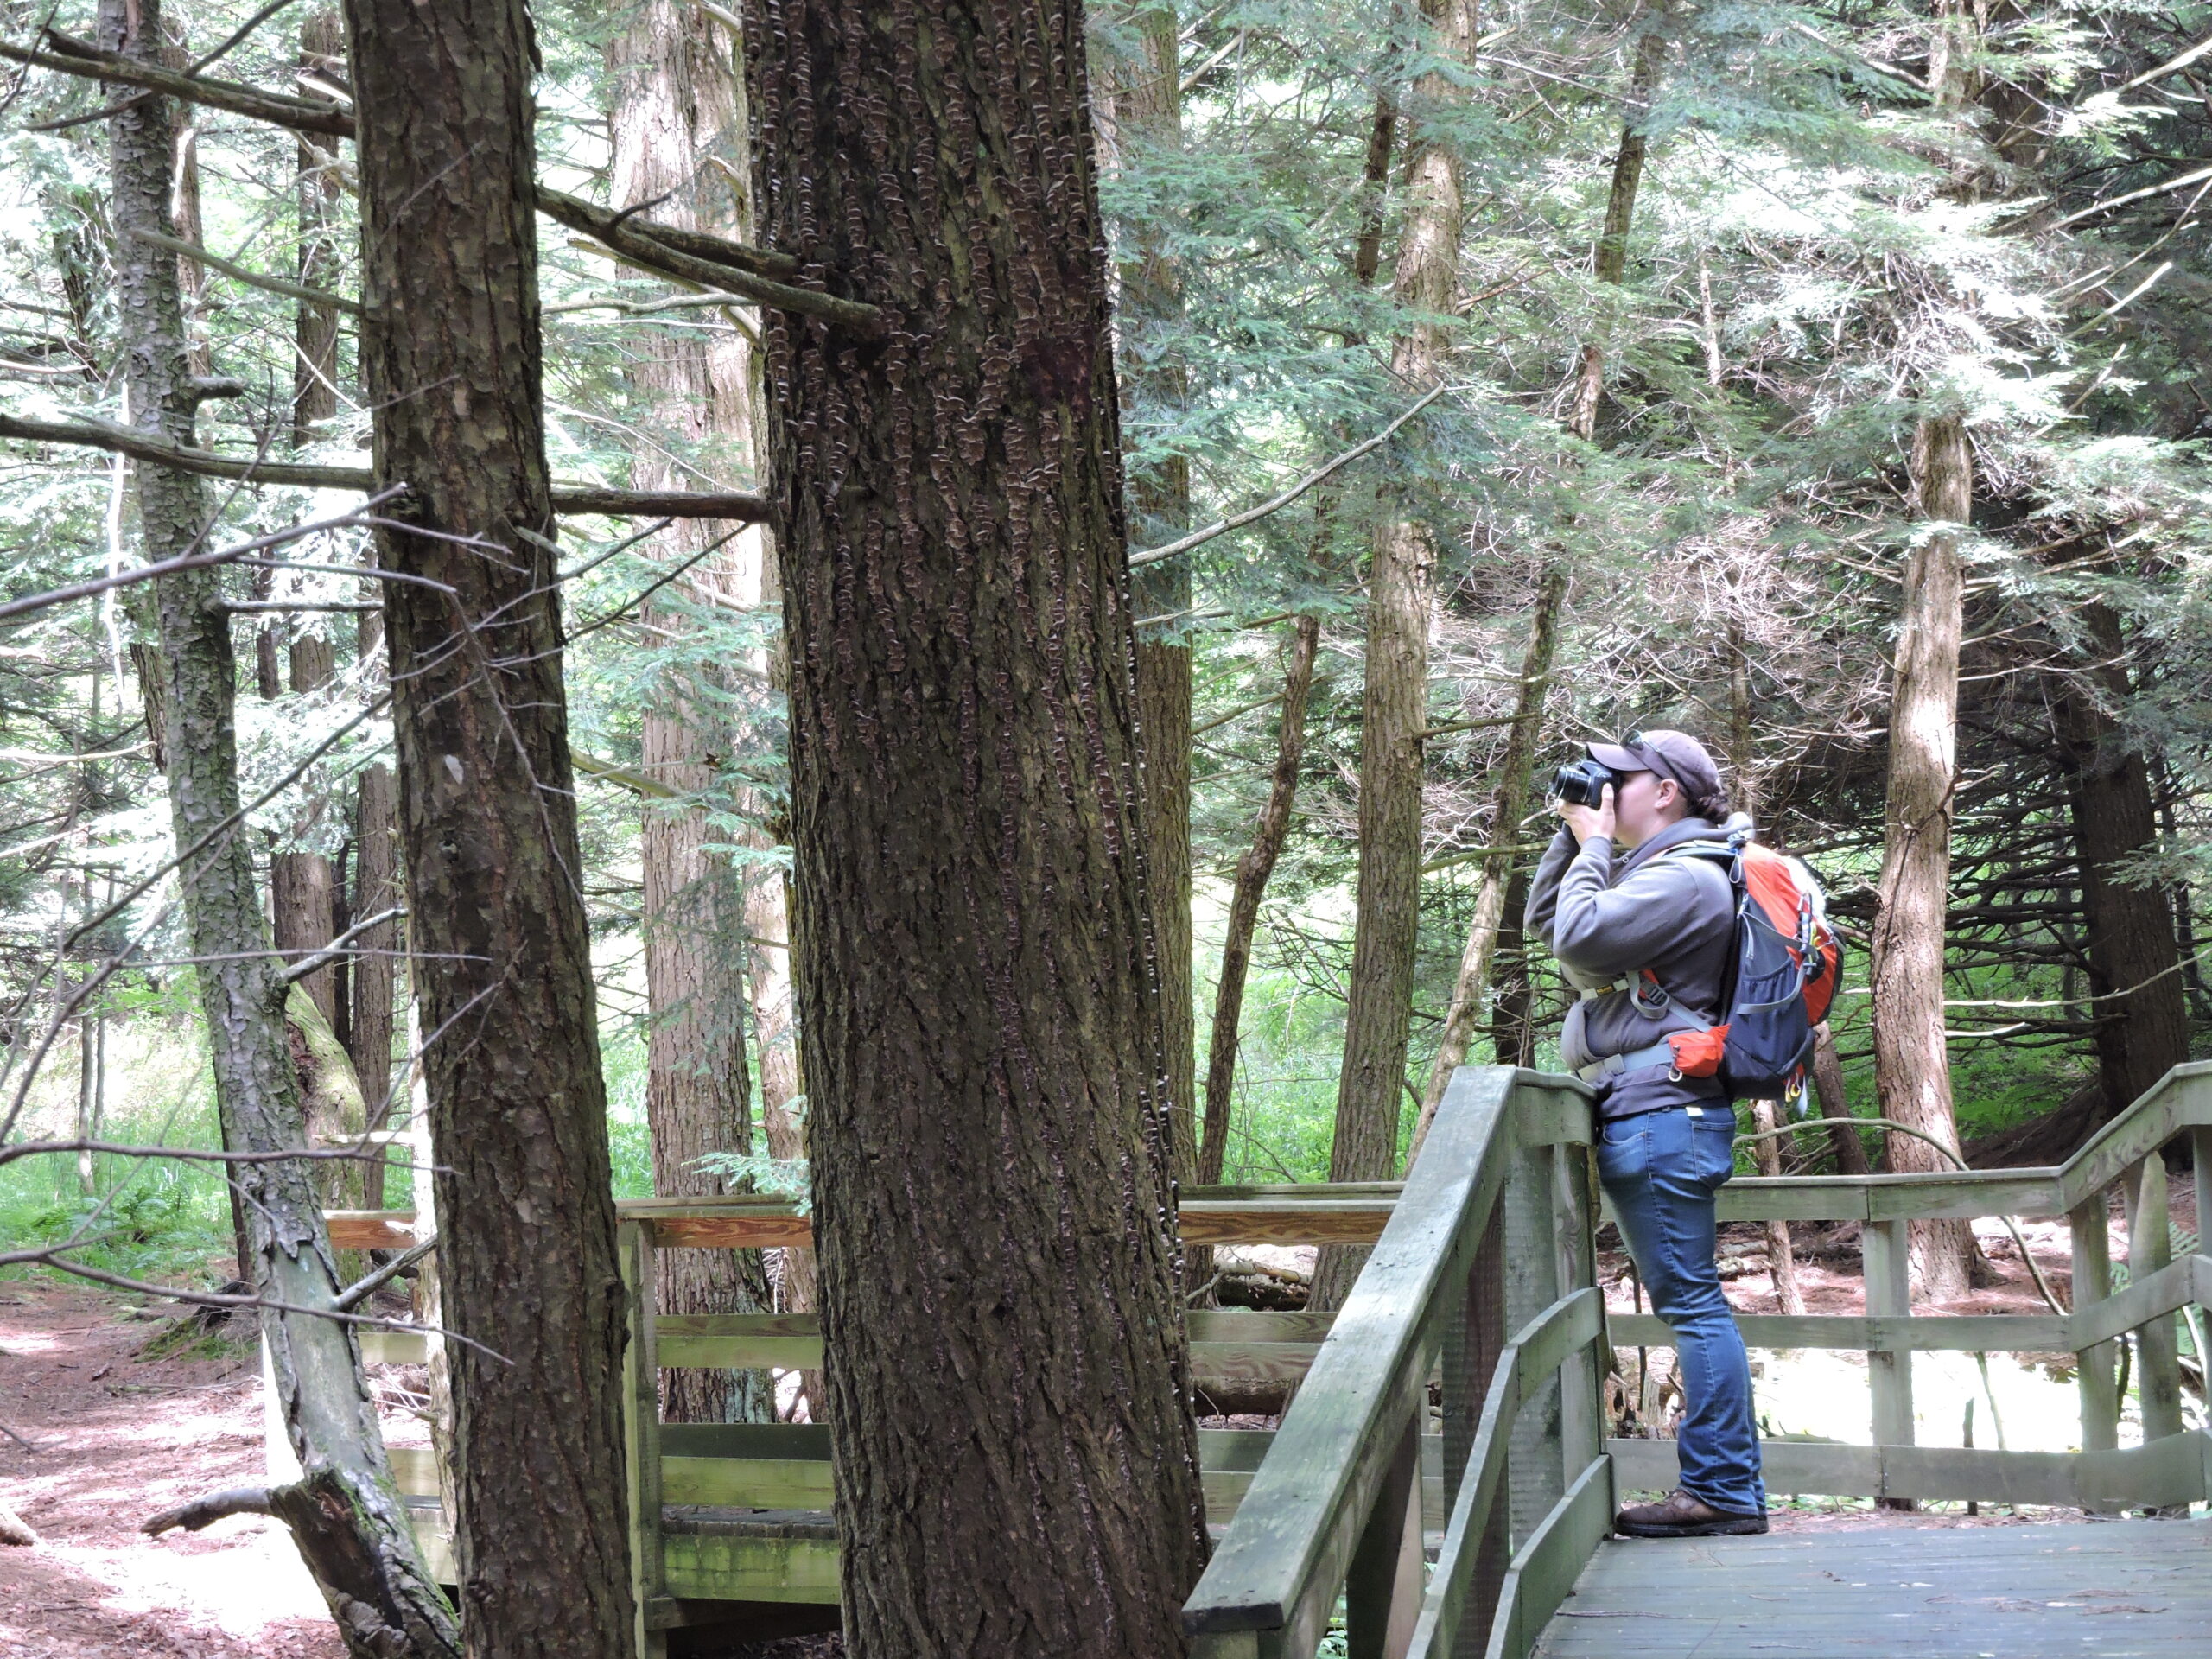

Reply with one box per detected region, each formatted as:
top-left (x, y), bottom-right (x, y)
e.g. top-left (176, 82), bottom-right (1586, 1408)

top-left (1612, 766), bottom-right (1681, 849)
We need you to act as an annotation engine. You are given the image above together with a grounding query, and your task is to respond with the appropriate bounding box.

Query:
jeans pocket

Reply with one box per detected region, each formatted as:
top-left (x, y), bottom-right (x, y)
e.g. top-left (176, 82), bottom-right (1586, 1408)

top-left (1597, 1117), bottom-right (1649, 1186)
top-left (1694, 1118), bottom-right (1738, 1189)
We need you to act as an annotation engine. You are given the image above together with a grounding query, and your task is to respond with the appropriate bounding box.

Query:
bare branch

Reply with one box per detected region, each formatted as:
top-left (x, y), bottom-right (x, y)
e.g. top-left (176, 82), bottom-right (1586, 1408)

top-left (127, 226), bottom-right (362, 315)
top-left (0, 488), bottom-right (406, 623)
top-left (282, 906), bottom-right (406, 985)
top-left (143, 1488), bottom-right (276, 1535)
top-left (0, 411), bottom-right (770, 518)
top-left (535, 188), bottom-right (881, 335)
top-left (334, 1233), bottom-right (437, 1313)
top-left (1128, 383), bottom-right (1452, 568)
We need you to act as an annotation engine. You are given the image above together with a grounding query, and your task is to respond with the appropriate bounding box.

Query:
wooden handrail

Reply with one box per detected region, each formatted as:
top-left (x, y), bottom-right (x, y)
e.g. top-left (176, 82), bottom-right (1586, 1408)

top-left (1182, 1065), bottom-right (1599, 1658)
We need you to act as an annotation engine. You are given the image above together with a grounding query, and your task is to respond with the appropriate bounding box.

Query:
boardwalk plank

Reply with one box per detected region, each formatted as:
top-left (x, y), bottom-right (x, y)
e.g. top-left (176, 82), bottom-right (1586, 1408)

top-left (1533, 1520), bottom-right (2212, 1658)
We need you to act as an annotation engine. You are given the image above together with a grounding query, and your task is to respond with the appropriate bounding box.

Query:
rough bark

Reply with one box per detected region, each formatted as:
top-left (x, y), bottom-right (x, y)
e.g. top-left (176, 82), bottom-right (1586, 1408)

top-left (1871, 414), bottom-right (1977, 1302)
top-left (1407, 562), bottom-right (1566, 1163)
top-left (340, 0), bottom-right (634, 1652)
top-left (741, 0), bottom-right (1210, 1641)
top-left (1104, 0), bottom-right (1198, 1180)
top-left (609, 0), bottom-right (777, 1431)
top-left (2059, 607), bottom-right (2191, 1131)
top-left (1312, 0), bottom-right (1477, 1313)
top-left (100, 4), bottom-right (458, 1652)
top-left (273, 632), bottom-right (340, 1027)
top-left (1198, 616), bottom-right (1322, 1188)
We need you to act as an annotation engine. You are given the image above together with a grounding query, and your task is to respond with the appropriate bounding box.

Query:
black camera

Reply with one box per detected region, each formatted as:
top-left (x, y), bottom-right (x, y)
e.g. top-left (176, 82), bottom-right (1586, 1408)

top-left (1550, 759), bottom-right (1618, 807)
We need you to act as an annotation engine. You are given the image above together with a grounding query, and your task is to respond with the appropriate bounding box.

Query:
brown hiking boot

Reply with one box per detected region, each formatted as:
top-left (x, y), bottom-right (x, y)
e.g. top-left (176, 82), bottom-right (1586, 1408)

top-left (1614, 1489), bottom-right (1769, 1538)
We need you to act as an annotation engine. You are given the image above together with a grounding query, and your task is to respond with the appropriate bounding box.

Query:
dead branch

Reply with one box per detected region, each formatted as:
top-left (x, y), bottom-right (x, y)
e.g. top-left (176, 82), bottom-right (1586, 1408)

top-left (143, 1486), bottom-right (276, 1535)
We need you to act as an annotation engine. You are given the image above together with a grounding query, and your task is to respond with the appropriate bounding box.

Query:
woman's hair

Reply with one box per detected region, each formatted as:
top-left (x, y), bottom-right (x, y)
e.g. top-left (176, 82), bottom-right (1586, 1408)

top-left (1692, 785), bottom-right (1731, 822)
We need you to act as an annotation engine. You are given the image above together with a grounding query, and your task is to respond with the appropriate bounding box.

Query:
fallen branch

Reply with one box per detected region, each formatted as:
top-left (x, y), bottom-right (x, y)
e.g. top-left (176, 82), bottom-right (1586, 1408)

top-left (0, 1503), bottom-right (37, 1546)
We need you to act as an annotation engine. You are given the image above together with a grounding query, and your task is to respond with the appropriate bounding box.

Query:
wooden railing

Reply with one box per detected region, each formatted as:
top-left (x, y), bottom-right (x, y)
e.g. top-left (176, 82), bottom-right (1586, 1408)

top-left (330, 1060), bottom-right (2212, 1656)
top-left (1609, 1059), bottom-right (2212, 1510)
top-left (1181, 1065), bottom-right (1607, 1659)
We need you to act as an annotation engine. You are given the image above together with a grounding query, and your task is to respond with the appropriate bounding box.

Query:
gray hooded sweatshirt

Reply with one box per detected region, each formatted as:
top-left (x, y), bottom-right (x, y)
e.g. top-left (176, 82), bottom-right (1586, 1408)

top-left (1524, 814), bottom-right (1745, 1120)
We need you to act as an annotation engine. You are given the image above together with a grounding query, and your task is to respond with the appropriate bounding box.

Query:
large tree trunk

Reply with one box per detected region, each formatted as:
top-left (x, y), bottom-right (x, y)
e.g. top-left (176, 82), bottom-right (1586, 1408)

top-left (1407, 563), bottom-right (1566, 1162)
top-left (1871, 414), bottom-right (1977, 1302)
top-left (741, 0), bottom-right (1210, 1643)
top-left (101, 4), bottom-right (458, 1652)
top-left (1199, 615), bottom-right (1322, 1187)
top-left (340, 1), bottom-right (635, 1653)
top-left (2059, 606), bottom-right (2190, 1130)
top-left (1103, 1), bottom-right (1198, 1181)
top-left (609, 0), bottom-right (777, 1431)
top-left (1313, 0), bottom-right (1477, 1311)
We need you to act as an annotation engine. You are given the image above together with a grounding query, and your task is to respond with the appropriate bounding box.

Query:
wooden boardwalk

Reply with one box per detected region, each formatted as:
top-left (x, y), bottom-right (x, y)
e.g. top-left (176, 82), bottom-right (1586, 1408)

top-left (1535, 1519), bottom-right (2212, 1657)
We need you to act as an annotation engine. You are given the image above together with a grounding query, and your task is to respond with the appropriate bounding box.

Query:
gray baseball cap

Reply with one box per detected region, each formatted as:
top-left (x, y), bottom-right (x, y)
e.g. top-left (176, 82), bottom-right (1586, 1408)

top-left (1587, 729), bottom-right (1724, 812)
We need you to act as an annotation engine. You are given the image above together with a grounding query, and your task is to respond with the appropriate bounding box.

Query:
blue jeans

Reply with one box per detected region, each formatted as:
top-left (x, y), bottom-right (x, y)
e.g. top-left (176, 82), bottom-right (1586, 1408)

top-left (1597, 1103), bottom-right (1766, 1515)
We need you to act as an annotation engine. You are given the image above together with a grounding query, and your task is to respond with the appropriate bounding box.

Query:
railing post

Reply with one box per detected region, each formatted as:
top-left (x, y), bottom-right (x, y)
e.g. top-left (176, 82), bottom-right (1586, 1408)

top-left (2129, 1157), bottom-right (2187, 1453)
top-left (1344, 1411), bottom-right (1424, 1659)
top-left (1504, 1143), bottom-right (1565, 1545)
top-left (2069, 1183), bottom-right (2120, 1520)
top-left (619, 1218), bottom-right (667, 1658)
top-left (1442, 1203), bottom-right (1506, 1657)
top-left (1553, 1146), bottom-right (1602, 1475)
top-left (1861, 1217), bottom-right (1913, 1503)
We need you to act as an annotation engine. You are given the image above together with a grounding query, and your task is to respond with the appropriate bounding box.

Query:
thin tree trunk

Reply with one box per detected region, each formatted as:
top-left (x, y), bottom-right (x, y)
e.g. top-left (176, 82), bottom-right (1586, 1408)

top-left (1312, 0), bottom-right (1477, 1313)
top-left (1488, 868), bottom-right (1534, 1065)
top-left (2059, 605), bottom-right (2190, 1132)
top-left (341, 0), bottom-right (635, 1652)
top-left (1105, 1), bottom-right (1198, 1181)
top-left (609, 0), bottom-right (775, 1431)
top-left (1407, 29), bottom-right (1656, 1179)
top-left (1407, 563), bottom-right (1567, 1162)
top-left (1199, 614), bottom-right (1322, 1186)
top-left (293, 7), bottom-right (344, 445)
top-left (742, 0), bottom-right (1210, 1640)
top-left (1197, 91), bottom-right (1395, 1195)
top-left (102, 4), bottom-right (457, 1651)
top-left (1809, 1022), bottom-right (1870, 1175)
top-left (273, 632), bottom-right (339, 1027)
top-left (349, 613), bottom-right (399, 1207)
top-left (1747, 1097), bottom-right (1804, 1313)
top-left (1872, 414), bottom-right (1977, 1301)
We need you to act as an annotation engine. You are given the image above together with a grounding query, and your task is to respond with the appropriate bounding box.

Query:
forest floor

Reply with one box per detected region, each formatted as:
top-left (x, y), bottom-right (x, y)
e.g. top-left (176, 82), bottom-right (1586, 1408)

top-left (0, 1277), bottom-right (343, 1659)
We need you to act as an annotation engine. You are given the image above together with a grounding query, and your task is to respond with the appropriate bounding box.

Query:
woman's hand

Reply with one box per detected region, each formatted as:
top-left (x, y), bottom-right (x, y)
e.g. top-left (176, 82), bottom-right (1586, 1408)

top-left (1558, 782), bottom-right (1616, 847)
